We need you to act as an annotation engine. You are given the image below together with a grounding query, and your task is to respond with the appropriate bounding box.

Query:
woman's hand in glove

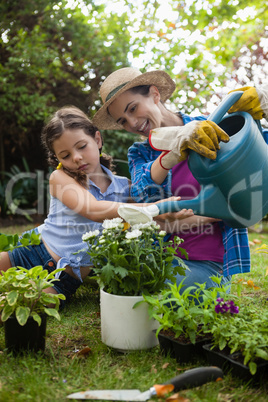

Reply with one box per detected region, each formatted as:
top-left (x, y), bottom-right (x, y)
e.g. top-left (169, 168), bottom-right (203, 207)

top-left (228, 85), bottom-right (268, 120)
top-left (149, 120), bottom-right (229, 170)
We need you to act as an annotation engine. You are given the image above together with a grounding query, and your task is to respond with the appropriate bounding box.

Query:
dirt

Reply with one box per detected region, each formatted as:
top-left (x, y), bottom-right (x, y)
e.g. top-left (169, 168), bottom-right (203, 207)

top-left (160, 328), bottom-right (213, 344)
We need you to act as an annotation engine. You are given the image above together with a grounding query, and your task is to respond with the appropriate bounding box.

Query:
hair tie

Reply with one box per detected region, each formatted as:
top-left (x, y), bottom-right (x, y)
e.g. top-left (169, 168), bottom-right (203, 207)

top-left (56, 162), bottom-right (63, 170)
top-left (99, 153), bottom-right (103, 157)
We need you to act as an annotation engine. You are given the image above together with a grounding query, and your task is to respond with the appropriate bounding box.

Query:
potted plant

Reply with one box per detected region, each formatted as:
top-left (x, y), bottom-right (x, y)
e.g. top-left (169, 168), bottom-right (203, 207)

top-left (0, 265), bottom-right (65, 354)
top-left (142, 276), bottom-right (234, 363)
top-left (203, 299), bottom-right (268, 382)
top-left (81, 218), bottom-right (187, 351)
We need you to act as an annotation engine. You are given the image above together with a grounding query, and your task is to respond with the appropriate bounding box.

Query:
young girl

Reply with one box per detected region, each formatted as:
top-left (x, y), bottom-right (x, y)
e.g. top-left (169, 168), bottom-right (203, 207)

top-left (0, 106), bottom-right (193, 304)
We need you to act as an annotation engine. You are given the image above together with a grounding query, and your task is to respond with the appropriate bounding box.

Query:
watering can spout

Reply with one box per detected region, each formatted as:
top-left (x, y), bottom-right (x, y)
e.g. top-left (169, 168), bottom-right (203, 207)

top-left (156, 186), bottom-right (237, 227)
top-left (173, 186), bottom-right (229, 219)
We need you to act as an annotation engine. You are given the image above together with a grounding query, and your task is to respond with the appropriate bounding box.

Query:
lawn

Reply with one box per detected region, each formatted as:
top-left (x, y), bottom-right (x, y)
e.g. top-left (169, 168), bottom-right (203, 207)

top-left (0, 222), bottom-right (267, 401)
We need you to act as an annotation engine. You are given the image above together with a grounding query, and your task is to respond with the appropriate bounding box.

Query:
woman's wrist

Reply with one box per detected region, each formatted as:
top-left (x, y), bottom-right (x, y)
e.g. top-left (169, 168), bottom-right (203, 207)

top-left (150, 156), bottom-right (170, 184)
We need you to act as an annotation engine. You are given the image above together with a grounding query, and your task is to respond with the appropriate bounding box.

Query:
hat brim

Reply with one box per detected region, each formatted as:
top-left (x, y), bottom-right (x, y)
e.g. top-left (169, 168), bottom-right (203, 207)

top-left (92, 70), bottom-right (176, 130)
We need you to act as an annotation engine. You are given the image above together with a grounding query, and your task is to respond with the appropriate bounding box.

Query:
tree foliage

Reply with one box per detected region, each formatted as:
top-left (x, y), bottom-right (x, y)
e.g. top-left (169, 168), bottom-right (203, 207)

top-left (0, 0), bottom-right (132, 172)
top-left (0, 0), bottom-right (267, 175)
top-left (124, 0), bottom-right (268, 115)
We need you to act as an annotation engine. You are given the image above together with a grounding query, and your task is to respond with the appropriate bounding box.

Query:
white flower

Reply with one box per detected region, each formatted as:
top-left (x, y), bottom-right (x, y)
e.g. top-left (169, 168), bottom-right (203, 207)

top-left (132, 221), bottom-right (159, 231)
top-left (159, 230), bottom-right (167, 237)
top-left (82, 230), bottom-right (100, 241)
top-left (102, 218), bottom-right (123, 229)
top-left (125, 229), bottom-right (142, 240)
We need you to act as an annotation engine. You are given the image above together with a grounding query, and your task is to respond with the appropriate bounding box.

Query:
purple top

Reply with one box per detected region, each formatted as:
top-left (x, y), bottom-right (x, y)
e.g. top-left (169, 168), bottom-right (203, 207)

top-left (170, 160), bottom-right (224, 262)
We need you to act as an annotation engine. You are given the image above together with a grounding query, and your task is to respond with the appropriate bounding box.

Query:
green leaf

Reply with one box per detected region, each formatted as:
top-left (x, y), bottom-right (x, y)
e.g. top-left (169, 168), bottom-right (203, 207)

top-left (248, 362), bottom-right (257, 376)
top-left (219, 338), bottom-right (227, 351)
top-left (0, 234), bottom-right (9, 251)
top-left (255, 348), bottom-right (268, 360)
top-left (15, 306), bottom-right (30, 326)
top-left (44, 308), bottom-right (61, 321)
top-left (6, 290), bottom-right (18, 306)
top-left (32, 312), bottom-right (42, 326)
top-left (1, 304), bottom-right (15, 322)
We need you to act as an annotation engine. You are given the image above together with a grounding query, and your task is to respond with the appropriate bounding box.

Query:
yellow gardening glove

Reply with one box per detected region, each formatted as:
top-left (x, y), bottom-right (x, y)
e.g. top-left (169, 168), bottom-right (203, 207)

top-left (149, 120), bottom-right (229, 170)
top-left (228, 85), bottom-right (268, 120)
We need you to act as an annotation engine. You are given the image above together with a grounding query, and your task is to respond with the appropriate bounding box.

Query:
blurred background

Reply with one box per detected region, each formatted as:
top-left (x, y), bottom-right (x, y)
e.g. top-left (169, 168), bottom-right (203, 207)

top-left (0, 0), bottom-right (267, 222)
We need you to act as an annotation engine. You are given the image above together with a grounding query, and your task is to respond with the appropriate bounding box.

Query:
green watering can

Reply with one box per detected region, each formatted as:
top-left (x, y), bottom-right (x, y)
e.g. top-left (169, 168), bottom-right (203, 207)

top-left (118, 91), bottom-right (268, 228)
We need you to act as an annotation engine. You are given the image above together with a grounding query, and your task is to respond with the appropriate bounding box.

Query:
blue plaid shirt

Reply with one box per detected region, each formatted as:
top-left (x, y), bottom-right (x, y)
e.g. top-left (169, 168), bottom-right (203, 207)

top-left (128, 113), bottom-right (251, 277)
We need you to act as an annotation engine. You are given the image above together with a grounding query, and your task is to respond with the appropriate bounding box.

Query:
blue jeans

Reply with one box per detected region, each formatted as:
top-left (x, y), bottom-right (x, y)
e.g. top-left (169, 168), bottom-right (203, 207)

top-left (8, 231), bottom-right (81, 306)
top-left (168, 259), bottom-right (232, 293)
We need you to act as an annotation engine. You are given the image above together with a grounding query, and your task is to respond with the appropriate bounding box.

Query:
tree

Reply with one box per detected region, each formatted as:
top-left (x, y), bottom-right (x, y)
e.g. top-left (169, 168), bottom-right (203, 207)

top-left (124, 0), bottom-right (268, 114)
top-left (0, 0), bottom-right (132, 172)
top-left (1, 0), bottom-right (267, 174)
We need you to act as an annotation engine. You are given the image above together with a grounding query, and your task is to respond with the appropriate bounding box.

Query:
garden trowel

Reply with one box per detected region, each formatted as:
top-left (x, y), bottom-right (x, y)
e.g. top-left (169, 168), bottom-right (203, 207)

top-left (67, 366), bottom-right (223, 400)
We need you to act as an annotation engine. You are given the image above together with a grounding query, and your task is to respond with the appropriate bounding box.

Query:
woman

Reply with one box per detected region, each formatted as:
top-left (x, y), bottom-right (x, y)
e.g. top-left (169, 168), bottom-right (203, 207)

top-left (92, 67), bottom-right (261, 290)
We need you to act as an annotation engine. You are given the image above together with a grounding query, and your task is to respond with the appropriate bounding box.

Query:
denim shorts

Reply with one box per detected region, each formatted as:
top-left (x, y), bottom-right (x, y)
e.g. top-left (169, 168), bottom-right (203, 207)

top-left (8, 231), bottom-right (81, 305)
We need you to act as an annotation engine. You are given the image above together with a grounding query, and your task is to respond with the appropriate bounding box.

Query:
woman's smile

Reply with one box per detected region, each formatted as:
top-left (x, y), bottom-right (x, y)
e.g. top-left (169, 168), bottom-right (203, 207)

top-left (137, 120), bottom-right (150, 136)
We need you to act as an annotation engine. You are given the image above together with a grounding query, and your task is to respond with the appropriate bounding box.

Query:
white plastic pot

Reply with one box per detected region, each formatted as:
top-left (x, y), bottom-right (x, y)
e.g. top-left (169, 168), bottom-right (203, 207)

top-left (100, 289), bottom-right (159, 351)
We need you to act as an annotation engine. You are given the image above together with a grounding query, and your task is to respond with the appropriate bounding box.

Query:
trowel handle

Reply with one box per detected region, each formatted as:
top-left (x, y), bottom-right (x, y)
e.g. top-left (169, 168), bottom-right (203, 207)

top-left (208, 91), bottom-right (243, 124)
top-left (163, 366), bottom-right (223, 391)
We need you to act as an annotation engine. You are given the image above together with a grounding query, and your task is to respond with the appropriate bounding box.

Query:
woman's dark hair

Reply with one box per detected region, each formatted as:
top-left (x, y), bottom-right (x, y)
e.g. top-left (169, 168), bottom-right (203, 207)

top-left (129, 85), bottom-right (167, 106)
top-left (129, 85), bottom-right (151, 96)
top-left (41, 106), bottom-right (113, 187)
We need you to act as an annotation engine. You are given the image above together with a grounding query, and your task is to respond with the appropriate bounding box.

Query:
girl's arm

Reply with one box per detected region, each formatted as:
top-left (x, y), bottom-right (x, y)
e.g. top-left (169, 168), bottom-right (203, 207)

top-left (50, 170), bottom-right (122, 222)
top-left (49, 170), bottom-right (194, 223)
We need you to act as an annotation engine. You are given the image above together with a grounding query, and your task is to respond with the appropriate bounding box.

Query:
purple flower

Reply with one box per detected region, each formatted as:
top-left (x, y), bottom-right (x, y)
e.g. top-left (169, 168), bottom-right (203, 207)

top-left (215, 298), bottom-right (239, 315)
top-left (215, 304), bottom-right (223, 313)
top-left (227, 300), bottom-right (239, 314)
top-left (216, 297), bottom-right (224, 303)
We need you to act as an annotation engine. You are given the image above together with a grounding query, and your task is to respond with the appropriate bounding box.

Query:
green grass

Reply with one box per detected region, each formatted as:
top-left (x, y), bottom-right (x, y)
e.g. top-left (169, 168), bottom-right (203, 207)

top-left (0, 224), bottom-right (268, 401)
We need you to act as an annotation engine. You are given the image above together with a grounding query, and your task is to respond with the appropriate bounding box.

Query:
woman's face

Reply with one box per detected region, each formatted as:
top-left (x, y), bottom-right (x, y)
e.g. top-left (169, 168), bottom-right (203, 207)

top-left (108, 86), bottom-right (163, 137)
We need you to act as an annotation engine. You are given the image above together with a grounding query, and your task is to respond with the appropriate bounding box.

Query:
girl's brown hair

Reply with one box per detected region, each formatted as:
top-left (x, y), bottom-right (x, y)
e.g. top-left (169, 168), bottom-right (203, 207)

top-left (41, 106), bottom-right (113, 187)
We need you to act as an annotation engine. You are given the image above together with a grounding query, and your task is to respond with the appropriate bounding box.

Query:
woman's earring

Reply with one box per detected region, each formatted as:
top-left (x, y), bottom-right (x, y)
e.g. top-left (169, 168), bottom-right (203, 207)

top-left (56, 162), bottom-right (63, 170)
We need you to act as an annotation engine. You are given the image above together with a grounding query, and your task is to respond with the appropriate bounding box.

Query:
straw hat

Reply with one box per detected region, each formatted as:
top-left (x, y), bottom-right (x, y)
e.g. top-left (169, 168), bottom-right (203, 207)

top-left (93, 67), bottom-right (176, 130)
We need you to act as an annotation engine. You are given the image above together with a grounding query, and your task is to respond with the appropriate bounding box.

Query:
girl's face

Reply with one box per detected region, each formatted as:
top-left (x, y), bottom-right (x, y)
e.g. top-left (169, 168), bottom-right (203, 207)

top-left (108, 86), bottom-right (163, 137)
top-left (53, 129), bottom-right (102, 174)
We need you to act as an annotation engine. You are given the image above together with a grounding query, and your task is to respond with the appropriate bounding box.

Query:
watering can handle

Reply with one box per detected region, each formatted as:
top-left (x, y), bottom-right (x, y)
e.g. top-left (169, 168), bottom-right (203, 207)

top-left (208, 91), bottom-right (243, 124)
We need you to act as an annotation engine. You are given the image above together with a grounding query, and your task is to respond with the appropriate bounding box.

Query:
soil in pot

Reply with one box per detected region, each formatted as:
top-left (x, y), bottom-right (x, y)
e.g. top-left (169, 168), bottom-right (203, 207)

top-left (4, 315), bottom-right (47, 354)
top-left (158, 329), bottom-right (212, 364)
